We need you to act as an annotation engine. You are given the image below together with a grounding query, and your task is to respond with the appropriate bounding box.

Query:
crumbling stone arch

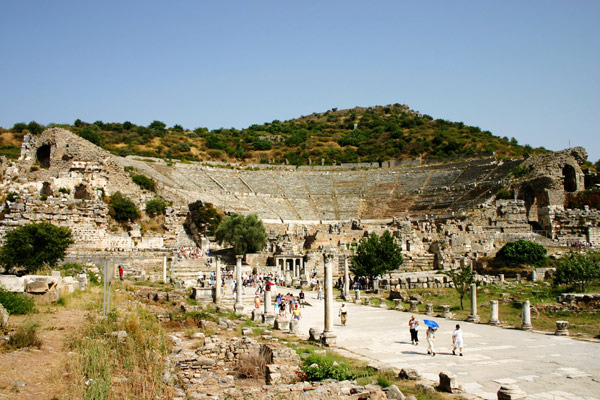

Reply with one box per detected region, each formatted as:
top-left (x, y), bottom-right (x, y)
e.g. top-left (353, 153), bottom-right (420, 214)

top-left (36, 144), bottom-right (51, 168)
top-left (562, 164), bottom-right (577, 192)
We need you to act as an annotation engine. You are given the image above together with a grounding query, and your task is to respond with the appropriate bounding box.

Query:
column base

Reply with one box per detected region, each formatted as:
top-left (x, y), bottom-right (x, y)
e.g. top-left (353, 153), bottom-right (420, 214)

top-left (262, 313), bottom-right (275, 325)
top-left (488, 319), bottom-right (500, 326)
top-left (520, 323), bottom-right (532, 331)
top-left (466, 314), bottom-right (480, 322)
top-left (234, 303), bottom-right (245, 313)
top-left (320, 331), bottom-right (337, 347)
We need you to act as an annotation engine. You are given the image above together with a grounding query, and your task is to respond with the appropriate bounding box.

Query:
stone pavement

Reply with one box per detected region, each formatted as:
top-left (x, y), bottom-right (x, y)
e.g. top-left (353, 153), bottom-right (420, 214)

top-left (280, 291), bottom-right (600, 400)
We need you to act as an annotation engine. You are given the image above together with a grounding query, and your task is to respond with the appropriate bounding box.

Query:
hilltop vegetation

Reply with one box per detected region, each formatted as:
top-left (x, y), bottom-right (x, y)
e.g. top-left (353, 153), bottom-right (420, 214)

top-left (0, 104), bottom-right (549, 165)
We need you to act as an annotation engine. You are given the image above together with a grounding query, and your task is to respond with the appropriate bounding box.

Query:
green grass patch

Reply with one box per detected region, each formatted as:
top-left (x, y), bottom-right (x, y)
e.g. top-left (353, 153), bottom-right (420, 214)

top-left (0, 288), bottom-right (36, 315)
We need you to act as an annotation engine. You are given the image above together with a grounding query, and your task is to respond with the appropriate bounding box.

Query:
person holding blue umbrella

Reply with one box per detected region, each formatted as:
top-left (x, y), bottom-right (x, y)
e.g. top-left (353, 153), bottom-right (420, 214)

top-left (424, 320), bottom-right (439, 356)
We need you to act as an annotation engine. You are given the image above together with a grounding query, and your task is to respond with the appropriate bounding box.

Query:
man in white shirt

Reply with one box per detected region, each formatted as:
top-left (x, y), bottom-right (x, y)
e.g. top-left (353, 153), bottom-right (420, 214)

top-left (452, 324), bottom-right (464, 356)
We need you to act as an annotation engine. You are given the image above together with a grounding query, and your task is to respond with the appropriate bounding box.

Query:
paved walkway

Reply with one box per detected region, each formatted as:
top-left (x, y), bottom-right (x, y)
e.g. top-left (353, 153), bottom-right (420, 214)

top-left (272, 291), bottom-right (600, 400)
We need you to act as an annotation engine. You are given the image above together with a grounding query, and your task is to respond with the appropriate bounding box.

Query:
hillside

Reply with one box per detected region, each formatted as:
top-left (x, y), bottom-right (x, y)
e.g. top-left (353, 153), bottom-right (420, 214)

top-left (0, 104), bottom-right (548, 165)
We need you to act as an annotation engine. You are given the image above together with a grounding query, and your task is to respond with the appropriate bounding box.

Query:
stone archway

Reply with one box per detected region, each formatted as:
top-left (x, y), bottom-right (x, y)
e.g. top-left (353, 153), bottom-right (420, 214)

top-left (562, 164), bottom-right (577, 192)
top-left (36, 144), bottom-right (51, 168)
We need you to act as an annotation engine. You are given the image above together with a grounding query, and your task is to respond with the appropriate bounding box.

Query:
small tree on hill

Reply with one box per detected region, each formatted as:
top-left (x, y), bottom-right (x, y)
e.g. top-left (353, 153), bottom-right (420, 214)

top-left (554, 251), bottom-right (600, 292)
top-left (445, 265), bottom-right (476, 310)
top-left (215, 213), bottom-right (267, 255)
top-left (131, 174), bottom-right (156, 192)
top-left (109, 192), bottom-right (140, 222)
top-left (145, 198), bottom-right (167, 217)
top-left (0, 222), bottom-right (73, 273)
top-left (496, 240), bottom-right (547, 267)
top-left (351, 231), bottom-right (403, 279)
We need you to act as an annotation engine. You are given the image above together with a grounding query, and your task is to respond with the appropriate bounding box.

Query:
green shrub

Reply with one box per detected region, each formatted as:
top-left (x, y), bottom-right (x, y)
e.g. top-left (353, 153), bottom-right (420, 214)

top-left (5, 192), bottom-right (19, 202)
top-left (131, 174), bottom-right (156, 191)
top-left (0, 288), bottom-right (36, 314)
top-left (511, 165), bottom-right (531, 178)
top-left (109, 192), bottom-right (140, 222)
top-left (58, 187), bottom-right (71, 195)
top-left (7, 320), bottom-right (42, 349)
top-left (376, 373), bottom-right (393, 388)
top-left (302, 353), bottom-right (355, 381)
top-left (496, 240), bottom-right (547, 267)
top-left (496, 188), bottom-right (513, 200)
top-left (145, 198), bottom-right (167, 217)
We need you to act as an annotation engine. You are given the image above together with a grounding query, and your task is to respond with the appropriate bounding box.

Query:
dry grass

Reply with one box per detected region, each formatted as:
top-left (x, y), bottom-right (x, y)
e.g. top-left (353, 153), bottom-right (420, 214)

top-left (5, 320), bottom-right (42, 350)
top-left (235, 351), bottom-right (266, 379)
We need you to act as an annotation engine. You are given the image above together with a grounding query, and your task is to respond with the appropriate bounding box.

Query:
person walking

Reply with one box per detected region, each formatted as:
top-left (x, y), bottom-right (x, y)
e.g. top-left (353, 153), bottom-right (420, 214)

top-left (426, 326), bottom-right (437, 356)
top-left (339, 303), bottom-right (348, 326)
top-left (452, 324), bottom-right (464, 356)
top-left (317, 283), bottom-right (323, 300)
top-left (409, 315), bottom-right (419, 345)
top-left (118, 265), bottom-right (124, 281)
top-left (299, 290), bottom-right (305, 308)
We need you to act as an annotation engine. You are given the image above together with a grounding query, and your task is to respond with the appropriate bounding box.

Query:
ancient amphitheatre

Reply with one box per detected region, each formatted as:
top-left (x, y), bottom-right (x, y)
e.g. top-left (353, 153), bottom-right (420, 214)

top-left (0, 127), bottom-right (599, 399)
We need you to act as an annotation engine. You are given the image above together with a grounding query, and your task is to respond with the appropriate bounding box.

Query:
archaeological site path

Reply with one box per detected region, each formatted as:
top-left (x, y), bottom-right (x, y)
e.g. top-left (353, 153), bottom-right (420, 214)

top-left (279, 291), bottom-right (600, 400)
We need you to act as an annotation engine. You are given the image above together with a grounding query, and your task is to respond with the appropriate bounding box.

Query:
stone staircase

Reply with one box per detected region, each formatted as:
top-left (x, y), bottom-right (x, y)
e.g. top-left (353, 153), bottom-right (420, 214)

top-left (402, 253), bottom-right (435, 271)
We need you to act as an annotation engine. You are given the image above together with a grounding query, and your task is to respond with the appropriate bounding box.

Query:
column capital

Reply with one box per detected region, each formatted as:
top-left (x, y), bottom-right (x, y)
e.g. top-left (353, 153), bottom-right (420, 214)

top-left (323, 252), bottom-right (335, 263)
top-left (236, 255), bottom-right (243, 261)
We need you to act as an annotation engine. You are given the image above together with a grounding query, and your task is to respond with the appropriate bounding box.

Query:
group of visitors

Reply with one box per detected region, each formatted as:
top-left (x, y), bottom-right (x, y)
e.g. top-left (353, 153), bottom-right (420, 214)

top-left (273, 292), bottom-right (302, 319)
top-left (408, 315), bottom-right (464, 357)
top-left (176, 247), bottom-right (205, 260)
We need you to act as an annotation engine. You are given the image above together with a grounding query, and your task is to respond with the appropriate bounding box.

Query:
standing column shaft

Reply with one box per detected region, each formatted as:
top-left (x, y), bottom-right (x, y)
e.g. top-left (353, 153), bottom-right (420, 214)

top-left (162, 256), bottom-right (167, 282)
top-left (489, 300), bottom-right (499, 325)
top-left (214, 257), bottom-right (221, 303)
top-left (467, 283), bottom-right (480, 322)
top-left (324, 253), bottom-right (334, 333)
top-left (264, 288), bottom-right (271, 314)
top-left (521, 300), bottom-right (532, 330)
top-left (235, 255), bottom-right (244, 312)
top-left (343, 256), bottom-right (350, 299)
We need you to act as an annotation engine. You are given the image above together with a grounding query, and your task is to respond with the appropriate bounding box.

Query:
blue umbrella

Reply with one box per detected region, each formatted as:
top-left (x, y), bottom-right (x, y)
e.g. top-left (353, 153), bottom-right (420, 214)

top-left (423, 319), bottom-right (439, 329)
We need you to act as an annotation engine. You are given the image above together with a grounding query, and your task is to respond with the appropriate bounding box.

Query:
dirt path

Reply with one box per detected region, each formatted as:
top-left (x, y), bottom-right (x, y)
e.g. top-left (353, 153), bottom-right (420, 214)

top-left (0, 308), bottom-right (88, 400)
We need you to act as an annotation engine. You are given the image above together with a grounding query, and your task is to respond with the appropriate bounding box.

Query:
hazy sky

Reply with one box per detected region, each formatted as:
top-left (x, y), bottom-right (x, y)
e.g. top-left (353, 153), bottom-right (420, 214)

top-left (1, 1), bottom-right (598, 161)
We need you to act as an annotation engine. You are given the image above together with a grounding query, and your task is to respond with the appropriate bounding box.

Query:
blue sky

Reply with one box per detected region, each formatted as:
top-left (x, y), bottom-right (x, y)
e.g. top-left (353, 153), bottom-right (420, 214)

top-left (1, 1), bottom-right (598, 161)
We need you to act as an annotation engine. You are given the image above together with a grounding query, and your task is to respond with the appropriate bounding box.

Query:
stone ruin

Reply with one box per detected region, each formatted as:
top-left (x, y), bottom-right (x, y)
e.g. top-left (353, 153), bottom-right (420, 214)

top-left (0, 127), bottom-right (598, 285)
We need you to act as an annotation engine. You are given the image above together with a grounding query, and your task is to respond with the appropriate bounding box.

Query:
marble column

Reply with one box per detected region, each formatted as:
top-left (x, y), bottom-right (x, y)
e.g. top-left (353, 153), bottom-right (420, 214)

top-left (162, 256), bottom-right (167, 282)
top-left (214, 256), bottom-right (222, 304)
top-left (321, 252), bottom-right (336, 346)
top-left (497, 384), bottom-right (527, 400)
top-left (499, 274), bottom-right (504, 284)
top-left (489, 300), bottom-right (499, 325)
top-left (425, 303), bottom-right (434, 316)
top-left (234, 255), bottom-right (244, 313)
top-left (521, 300), bottom-right (532, 330)
top-left (466, 283), bottom-right (480, 322)
top-left (343, 256), bottom-right (350, 300)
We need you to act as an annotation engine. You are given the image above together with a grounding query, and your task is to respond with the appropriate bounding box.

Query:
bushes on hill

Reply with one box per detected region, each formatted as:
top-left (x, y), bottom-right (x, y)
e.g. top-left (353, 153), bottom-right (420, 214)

top-left (131, 174), bottom-right (156, 192)
top-left (145, 198), bottom-right (167, 217)
top-left (109, 192), bottom-right (140, 222)
top-left (495, 240), bottom-right (547, 267)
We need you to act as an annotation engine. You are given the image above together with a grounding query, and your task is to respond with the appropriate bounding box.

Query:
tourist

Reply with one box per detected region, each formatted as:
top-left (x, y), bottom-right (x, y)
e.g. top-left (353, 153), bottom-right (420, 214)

top-left (118, 265), bottom-right (124, 281)
top-left (409, 315), bottom-right (419, 345)
top-left (254, 295), bottom-right (261, 309)
top-left (317, 283), bottom-right (323, 300)
top-left (426, 326), bottom-right (437, 356)
top-left (452, 324), bottom-right (464, 356)
top-left (339, 303), bottom-right (348, 326)
top-left (299, 290), bottom-right (305, 308)
top-left (293, 304), bottom-right (301, 320)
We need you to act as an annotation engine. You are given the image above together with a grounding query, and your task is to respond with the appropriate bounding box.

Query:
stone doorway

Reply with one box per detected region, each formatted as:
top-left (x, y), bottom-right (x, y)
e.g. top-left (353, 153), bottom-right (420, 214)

top-left (36, 144), bottom-right (51, 168)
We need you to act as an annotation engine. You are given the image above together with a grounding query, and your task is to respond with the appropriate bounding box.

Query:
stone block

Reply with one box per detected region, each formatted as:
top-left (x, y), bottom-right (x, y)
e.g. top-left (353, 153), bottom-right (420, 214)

top-left (382, 385), bottom-right (405, 400)
top-left (438, 371), bottom-right (462, 393)
top-left (0, 304), bottom-right (9, 331)
top-left (0, 275), bottom-right (25, 292)
top-left (398, 368), bottom-right (421, 380)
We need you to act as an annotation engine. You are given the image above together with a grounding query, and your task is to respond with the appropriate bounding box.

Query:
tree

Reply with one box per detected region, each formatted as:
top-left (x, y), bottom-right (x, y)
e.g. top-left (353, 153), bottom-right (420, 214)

top-left (215, 213), bottom-right (267, 255)
top-left (187, 201), bottom-right (222, 236)
top-left (11, 122), bottom-right (28, 133)
top-left (27, 121), bottom-right (45, 135)
top-left (554, 251), bottom-right (600, 292)
top-left (0, 222), bottom-right (73, 273)
top-left (496, 240), bottom-right (547, 267)
top-left (445, 265), bottom-right (476, 310)
top-left (109, 192), bottom-right (140, 222)
top-left (145, 198), bottom-right (167, 217)
top-left (351, 231), bottom-right (403, 278)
